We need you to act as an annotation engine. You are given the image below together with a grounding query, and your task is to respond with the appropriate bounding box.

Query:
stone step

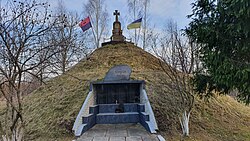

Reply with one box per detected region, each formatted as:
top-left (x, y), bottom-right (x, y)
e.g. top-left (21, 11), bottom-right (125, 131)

top-left (75, 124), bottom-right (87, 137)
top-left (140, 112), bottom-right (149, 121)
top-left (98, 103), bottom-right (139, 113)
top-left (96, 112), bottom-right (139, 124)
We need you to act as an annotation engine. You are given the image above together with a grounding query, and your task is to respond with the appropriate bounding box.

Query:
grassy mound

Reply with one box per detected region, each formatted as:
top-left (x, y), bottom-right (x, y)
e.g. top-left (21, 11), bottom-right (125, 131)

top-left (22, 43), bottom-right (250, 141)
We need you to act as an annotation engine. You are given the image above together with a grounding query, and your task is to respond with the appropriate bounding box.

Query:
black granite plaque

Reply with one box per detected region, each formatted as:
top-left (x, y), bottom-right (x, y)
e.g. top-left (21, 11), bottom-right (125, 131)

top-left (104, 65), bottom-right (132, 81)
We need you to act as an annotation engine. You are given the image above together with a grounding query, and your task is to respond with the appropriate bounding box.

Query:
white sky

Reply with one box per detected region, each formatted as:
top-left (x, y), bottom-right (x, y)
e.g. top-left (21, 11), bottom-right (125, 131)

top-left (1, 0), bottom-right (194, 36)
top-left (42, 0), bottom-right (194, 28)
top-left (48, 0), bottom-right (194, 29)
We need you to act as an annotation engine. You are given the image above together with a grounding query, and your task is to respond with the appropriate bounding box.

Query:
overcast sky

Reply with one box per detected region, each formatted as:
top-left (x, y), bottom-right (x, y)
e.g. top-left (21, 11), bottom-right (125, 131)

top-left (1, 0), bottom-right (194, 35)
top-left (44, 0), bottom-right (194, 29)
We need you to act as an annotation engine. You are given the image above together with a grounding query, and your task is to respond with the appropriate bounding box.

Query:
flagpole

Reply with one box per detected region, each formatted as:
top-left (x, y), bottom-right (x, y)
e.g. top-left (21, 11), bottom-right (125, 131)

top-left (135, 24), bottom-right (142, 46)
top-left (89, 16), bottom-right (98, 48)
top-left (127, 18), bottom-right (142, 46)
top-left (135, 28), bottom-right (137, 46)
top-left (91, 26), bottom-right (98, 48)
top-left (135, 28), bottom-right (141, 46)
top-left (138, 27), bottom-right (141, 47)
top-left (138, 17), bottom-right (142, 48)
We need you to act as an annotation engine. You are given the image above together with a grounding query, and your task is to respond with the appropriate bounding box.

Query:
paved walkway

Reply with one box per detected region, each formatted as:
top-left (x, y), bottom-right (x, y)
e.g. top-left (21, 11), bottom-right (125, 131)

top-left (77, 123), bottom-right (160, 141)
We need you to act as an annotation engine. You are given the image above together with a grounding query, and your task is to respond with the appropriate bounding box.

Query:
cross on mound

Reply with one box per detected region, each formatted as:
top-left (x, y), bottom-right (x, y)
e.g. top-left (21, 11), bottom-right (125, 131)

top-left (114, 10), bottom-right (120, 22)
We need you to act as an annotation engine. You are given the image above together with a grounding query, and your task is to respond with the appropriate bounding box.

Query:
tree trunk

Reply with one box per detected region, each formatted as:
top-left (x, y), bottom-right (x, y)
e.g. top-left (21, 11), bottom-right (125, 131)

top-left (179, 110), bottom-right (191, 137)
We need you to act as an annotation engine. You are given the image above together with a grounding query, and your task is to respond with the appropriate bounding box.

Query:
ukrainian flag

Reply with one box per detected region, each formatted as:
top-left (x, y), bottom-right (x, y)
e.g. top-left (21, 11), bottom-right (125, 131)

top-left (127, 18), bottom-right (142, 30)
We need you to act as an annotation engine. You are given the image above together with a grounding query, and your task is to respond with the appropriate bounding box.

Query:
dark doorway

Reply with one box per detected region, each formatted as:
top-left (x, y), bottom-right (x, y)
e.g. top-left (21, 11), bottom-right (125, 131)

top-left (94, 83), bottom-right (140, 104)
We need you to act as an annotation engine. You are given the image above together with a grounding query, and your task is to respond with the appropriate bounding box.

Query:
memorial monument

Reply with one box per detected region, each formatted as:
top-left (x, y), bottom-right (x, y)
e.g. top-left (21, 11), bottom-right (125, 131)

top-left (111, 10), bottom-right (125, 42)
top-left (72, 10), bottom-right (159, 139)
top-left (102, 10), bottom-right (128, 46)
top-left (73, 65), bottom-right (158, 137)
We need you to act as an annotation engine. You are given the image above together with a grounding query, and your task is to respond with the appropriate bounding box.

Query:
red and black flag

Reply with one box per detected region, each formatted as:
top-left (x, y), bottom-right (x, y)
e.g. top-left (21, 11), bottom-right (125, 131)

top-left (79, 16), bottom-right (92, 32)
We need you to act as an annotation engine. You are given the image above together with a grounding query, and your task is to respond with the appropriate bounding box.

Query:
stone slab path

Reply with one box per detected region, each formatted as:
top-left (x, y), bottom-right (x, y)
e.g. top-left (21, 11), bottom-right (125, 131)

top-left (77, 123), bottom-right (160, 141)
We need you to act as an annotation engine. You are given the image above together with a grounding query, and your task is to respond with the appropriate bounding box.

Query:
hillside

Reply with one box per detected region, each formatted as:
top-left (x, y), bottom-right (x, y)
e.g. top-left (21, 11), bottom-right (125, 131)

top-left (22, 43), bottom-right (250, 141)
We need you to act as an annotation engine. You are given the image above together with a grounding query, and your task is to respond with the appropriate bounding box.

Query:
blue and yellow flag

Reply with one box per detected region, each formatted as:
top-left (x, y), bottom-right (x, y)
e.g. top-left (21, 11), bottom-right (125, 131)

top-left (127, 18), bottom-right (142, 30)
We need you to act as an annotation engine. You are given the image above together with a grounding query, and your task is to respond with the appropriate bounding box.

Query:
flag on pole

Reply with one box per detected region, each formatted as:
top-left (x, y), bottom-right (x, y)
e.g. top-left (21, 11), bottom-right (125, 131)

top-left (127, 18), bottom-right (142, 30)
top-left (79, 16), bottom-right (92, 32)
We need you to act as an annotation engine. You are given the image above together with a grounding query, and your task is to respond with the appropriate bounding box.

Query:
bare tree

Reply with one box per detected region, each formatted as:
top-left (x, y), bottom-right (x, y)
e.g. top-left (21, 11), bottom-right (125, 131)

top-left (83, 0), bottom-right (109, 48)
top-left (48, 0), bottom-right (89, 74)
top-left (0, 0), bottom-right (58, 140)
top-left (34, 34), bottom-right (53, 84)
top-left (151, 20), bottom-right (200, 138)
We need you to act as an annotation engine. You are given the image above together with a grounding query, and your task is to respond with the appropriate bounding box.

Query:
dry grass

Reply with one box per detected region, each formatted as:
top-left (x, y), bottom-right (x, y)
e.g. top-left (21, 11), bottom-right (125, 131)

top-left (0, 98), bottom-right (6, 109)
top-left (184, 95), bottom-right (250, 141)
top-left (1, 43), bottom-right (249, 140)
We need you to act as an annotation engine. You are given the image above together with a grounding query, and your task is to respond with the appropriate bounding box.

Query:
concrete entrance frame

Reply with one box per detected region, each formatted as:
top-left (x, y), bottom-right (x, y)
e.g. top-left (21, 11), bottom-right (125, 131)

top-left (72, 65), bottom-right (158, 137)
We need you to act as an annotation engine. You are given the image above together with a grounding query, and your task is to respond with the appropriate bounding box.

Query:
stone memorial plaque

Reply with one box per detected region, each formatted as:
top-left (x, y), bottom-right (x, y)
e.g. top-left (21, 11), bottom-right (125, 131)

top-left (104, 65), bottom-right (131, 81)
